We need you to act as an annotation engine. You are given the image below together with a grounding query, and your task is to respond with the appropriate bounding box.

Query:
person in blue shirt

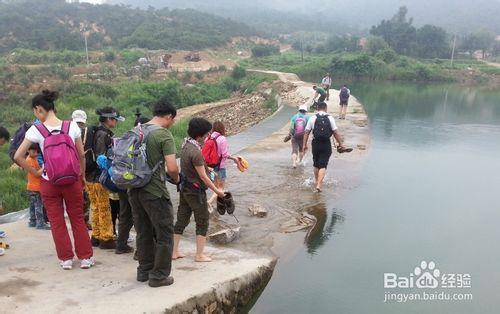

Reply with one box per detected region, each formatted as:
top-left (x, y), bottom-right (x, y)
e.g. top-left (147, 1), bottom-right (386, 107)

top-left (289, 104), bottom-right (310, 168)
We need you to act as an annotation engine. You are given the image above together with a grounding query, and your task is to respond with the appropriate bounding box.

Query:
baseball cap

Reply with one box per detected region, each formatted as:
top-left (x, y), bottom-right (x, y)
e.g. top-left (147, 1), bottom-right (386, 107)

top-left (99, 111), bottom-right (125, 122)
top-left (299, 104), bottom-right (308, 112)
top-left (72, 110), bottom-right (87, 124)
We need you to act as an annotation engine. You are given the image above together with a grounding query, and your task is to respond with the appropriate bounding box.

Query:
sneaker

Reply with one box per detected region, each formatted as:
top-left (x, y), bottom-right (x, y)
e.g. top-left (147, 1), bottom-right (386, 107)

top-left (0, 231), bottom-right (6, 238)
top-left (60, 260), bottom-right (73, 270)
top-left (115, 245), bottom-right (134, 255)
top-left (80, 257), bottom-right (95, 269)
top-left (36, 224), bottom-right (51, 230)
top-left (148, 276), bottom-right (174, 288)
top-left (127, 235), bottom-right (135, 243)
top-left (137, 272), bottom-right (149, 282)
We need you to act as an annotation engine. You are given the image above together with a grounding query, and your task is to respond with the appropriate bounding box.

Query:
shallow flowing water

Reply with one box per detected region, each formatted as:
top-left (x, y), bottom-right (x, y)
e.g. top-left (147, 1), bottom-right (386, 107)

top-left (250, 82), bottom-right (500, 313)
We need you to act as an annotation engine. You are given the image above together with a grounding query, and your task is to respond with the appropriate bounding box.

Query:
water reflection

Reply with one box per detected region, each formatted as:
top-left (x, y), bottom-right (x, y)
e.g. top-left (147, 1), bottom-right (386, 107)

top-left (304, 204), bottom-right (344, 256)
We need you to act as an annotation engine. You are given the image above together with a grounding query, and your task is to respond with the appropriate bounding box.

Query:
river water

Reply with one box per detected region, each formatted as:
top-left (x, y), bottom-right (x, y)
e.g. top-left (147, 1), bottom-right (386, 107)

top-left (250, 82), bottom-right (500, 313)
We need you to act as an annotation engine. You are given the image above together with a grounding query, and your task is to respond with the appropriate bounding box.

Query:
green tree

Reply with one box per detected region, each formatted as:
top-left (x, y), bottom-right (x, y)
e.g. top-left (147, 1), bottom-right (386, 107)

top-left (326, 35), bottom-right (361, 53)
top-left (370, 6), bottom-right (417, 55)
top-left (365, 36), bottom-right (389, 55)
top-left (415, 25), bottom-right (449, 58)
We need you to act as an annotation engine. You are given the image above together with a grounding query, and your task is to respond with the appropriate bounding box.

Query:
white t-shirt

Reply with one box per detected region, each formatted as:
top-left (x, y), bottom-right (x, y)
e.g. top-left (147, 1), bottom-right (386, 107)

top-left (305, 112), bottom-right (338, 139)
top-left (25, 121), bottom-right (82, 153)
top-left (322, 76), bottom-right (332, 86)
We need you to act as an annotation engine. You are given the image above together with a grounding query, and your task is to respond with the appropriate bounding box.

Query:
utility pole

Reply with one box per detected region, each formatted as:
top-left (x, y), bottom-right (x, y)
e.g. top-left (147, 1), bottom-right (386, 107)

top-left (81, 26), bottom-right (90, 67)
top-left (300, 34), bottom-right (304, 63)
top-left (450, 34), bottom-right (457, 67)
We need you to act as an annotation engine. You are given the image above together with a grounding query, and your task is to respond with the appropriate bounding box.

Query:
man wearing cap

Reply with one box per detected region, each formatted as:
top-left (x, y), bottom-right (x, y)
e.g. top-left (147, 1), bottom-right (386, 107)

top-left (86, 107), bottom-right (125, 250)
top-left (72, 110), bottom-right (92, 230)
top-left (289, 104), bottom-right (310, 168)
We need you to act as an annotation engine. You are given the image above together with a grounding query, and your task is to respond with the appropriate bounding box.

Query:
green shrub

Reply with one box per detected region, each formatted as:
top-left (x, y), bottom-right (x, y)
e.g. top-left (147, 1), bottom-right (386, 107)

top-left (231, 65), bottom-right (247, 79)
top-left (251, 44), bottom-right (280, 58)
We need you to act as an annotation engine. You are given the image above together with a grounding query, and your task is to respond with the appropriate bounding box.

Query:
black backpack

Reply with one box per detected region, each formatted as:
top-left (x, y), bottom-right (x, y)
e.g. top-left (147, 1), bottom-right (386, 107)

top-left (340, 87), bottom-right (350, 102)
top-left (313, 114), bottom-right (333, 141)
top-left (9, 122), bottom-right (32, 165)
top-left (83, 125), bottom-right (101, 174)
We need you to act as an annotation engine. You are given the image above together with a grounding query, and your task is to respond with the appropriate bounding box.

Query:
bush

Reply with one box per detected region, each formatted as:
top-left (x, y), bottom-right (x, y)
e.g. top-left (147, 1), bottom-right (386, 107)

top-left (375, 48), bottom-right (399, 63)
top-left (251, 44), bottom-right (280, 58)
top-left (231, 65), bottom-right (247, 79)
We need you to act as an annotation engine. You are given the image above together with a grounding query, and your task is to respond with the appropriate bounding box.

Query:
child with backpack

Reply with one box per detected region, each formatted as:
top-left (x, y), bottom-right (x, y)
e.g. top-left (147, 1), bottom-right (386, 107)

top-left (202, 121), bottom-right (239, 210)
top-left (26, 143), bottom-right (50, 230)
top-left (289, 105), bottom-right (310, 168)
top-left (14, 90), bottom-right (94, 270)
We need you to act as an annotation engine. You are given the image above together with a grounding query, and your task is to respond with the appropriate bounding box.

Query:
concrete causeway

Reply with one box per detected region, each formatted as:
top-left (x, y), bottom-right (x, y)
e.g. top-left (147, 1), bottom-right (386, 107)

top-left (0, 220), bottom-right (276, 313)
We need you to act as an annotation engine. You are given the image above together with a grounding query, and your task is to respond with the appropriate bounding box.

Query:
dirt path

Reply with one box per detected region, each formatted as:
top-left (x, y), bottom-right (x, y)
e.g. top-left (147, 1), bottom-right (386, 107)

top-left (484, 61), bottom-right (500, 69)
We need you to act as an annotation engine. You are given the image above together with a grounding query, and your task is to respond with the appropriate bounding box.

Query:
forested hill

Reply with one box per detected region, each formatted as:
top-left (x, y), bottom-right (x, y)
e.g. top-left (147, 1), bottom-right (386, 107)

top-left (111, 0), bottom-right (500, 34)
top-left (0, 0), bottom-right (257, 53)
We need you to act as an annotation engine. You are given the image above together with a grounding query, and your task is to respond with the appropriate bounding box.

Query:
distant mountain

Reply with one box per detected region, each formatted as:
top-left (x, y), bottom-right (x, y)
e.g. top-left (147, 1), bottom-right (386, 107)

top-left (0, 0), bottom-right (257, 53)
top-left (109, 0), bottom-right (500, 34)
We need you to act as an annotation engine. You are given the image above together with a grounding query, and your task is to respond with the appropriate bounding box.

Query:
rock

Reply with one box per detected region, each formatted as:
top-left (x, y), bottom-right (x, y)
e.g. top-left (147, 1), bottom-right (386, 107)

top-left (208, 227), bottom-right (241, 244)
top-left (357, 144), bottom-right (366, 150)
top-left (280, 213), bottom-right (316, 233)
top-left (248, 205), bottom-right (268, 218)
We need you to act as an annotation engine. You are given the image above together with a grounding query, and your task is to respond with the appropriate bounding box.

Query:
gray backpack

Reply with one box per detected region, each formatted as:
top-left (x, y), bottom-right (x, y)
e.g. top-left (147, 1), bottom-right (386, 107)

top-left (111, 124), bottom-right (163, 190)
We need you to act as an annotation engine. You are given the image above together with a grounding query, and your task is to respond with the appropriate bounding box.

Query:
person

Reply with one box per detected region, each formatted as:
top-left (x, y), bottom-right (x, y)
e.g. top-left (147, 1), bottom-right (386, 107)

top-left (0, 126), bottom-right (10, 146)
top-left (128, 100), bottom-right (180, 288)
top-left (303, 101), bottom-right (347, 193)
top-left (172, 118), bottom-right (226, 263)
top-left (0, 126), bottom-right (10, 239)
top-left (206, 121), bottom-right (238, 209)
top-left (321, 73), bottom-right (332, 101)
top-left (14, 90), bottom-right (94, 270)
top-left (86, 107), bottom-right (124, 250)
top-left (289, 105), bottom-right (310, 168)
top-left (72, 110), bottom-right (92, 229)
top-left (26, 143), bottom-right (50, 230)
top-left (339, 85), bottom-right (351, 120)
top-left (312, 85), bottom-right (327, 109)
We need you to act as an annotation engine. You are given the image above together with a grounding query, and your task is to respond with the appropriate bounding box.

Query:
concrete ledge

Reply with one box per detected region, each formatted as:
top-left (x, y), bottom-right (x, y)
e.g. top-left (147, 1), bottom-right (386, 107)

top-left (0, 220), bottom-right (276, 313)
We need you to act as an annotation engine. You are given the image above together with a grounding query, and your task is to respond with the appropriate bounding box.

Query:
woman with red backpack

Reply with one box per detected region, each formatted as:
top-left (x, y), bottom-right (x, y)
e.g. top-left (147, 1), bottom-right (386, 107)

top-left (14, 90), bottom-right (94, 270)
top-left (202, 121), bottom-right (238, 210)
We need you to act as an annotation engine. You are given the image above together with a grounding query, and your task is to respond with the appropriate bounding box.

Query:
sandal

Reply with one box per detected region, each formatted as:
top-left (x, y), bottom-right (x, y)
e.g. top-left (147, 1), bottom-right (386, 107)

top-left (337, 147), bottom-right (353, 153)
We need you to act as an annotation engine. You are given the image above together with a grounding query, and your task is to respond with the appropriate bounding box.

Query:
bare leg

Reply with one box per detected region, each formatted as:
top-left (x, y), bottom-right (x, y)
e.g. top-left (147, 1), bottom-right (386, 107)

top-left (316, 168), bottom-right (327, 191)
top-left (314, 167), bottom-right (319, 185)
top-left (172, 234), bottom-right (185, 260)
top-left (292, 153), bottom-right (298, 168)
top-left (195, 235), bottom-right (212, 262)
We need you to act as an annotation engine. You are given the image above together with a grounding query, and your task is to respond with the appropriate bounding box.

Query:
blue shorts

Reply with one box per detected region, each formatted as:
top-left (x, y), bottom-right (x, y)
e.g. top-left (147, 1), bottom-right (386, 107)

top-left (214, 167), bottom-right (227, 181)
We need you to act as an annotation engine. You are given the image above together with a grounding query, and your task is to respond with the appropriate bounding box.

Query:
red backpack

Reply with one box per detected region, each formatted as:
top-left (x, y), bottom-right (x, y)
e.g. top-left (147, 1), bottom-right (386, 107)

top-left (202, 134), bottom-right (221, 168)
top-left (36, 121), bottom-right (81, 186)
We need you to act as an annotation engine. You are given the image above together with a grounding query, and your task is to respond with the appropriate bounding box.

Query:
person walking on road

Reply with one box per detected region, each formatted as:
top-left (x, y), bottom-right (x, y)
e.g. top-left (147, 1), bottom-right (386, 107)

top-left (321, 73), bottom-right (332, 101)
top-left (339, 85), bottom-right (351, 120)
top-left (303, 102), bottom-right (347, 192)
top-left (289, 104), bottom-right (310, 168)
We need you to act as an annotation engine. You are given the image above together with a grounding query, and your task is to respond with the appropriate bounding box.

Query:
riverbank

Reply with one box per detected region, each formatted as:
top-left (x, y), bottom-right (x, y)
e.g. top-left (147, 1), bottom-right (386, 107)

top-left (241, 51), bottom-right (500, 86)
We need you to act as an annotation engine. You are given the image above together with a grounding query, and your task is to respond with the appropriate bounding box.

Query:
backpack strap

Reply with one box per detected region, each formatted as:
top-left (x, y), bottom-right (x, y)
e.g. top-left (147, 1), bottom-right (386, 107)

top-left (61, 121), bottom-right (71, 134)
top-left (35, 123), bottom-right (51, 139)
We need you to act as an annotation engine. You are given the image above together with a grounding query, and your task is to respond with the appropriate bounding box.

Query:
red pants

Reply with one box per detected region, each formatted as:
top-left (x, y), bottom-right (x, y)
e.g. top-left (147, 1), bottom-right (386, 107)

top-left (41, 179), bottom-right (93, 261)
